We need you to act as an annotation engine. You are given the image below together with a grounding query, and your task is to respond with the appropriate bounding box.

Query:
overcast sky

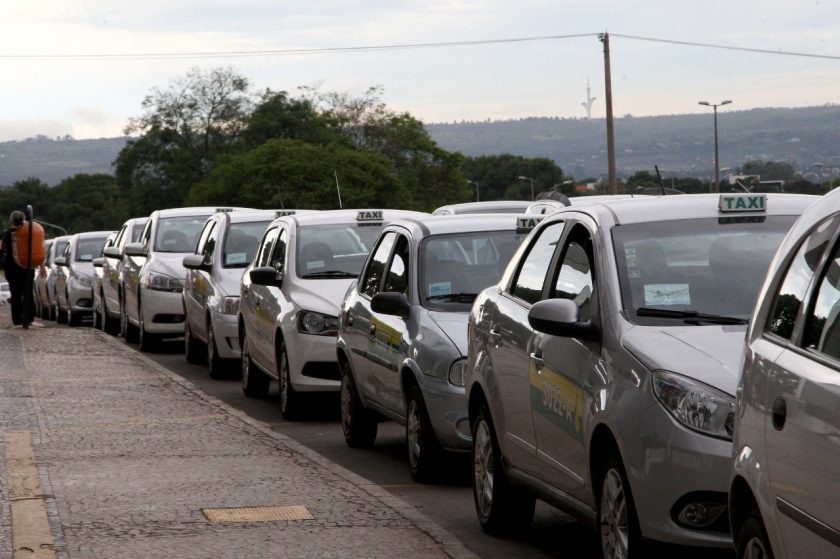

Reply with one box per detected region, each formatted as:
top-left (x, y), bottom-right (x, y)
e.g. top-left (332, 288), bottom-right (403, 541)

top-left (0, 1), bottom-right (836, 141)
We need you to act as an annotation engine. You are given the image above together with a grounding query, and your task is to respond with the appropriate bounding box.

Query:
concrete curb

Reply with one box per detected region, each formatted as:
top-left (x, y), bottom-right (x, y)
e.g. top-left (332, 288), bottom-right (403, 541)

top-left (94, 330), bottom-right (479, 559)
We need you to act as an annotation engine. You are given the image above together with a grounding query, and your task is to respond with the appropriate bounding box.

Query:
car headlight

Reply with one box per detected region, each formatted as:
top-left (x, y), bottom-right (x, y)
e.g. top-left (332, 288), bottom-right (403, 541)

top-left (297, 310), bottom-right (339, 336)
top-left (220, 296), bottom-right (239, 315)
top-left (144, 272), bottom-right (183, 293)
top-left (652, 370), bottom-right (735, 440)
top-left (75, 273), bottom-right (92, 287)
top-left (448, 358), bottom-right (467, 386)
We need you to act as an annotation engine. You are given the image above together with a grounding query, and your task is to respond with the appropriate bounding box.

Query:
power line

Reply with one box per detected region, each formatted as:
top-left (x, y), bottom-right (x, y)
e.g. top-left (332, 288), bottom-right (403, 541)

top-left (611, 33), bottom-right (840, 61)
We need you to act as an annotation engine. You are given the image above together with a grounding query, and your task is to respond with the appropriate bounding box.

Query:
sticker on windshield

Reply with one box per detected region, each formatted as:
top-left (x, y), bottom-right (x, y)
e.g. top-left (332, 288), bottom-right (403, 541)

top-left (624, 245), bottom-right (640, 279)
top-left (226, 252), bottom-right (247, 266)
top-left (644, 283), bottom-right (690, 306)
top-left (306, 260), bottom-right (325, 270)
top-left (428, 281), bottom-right (452, 297)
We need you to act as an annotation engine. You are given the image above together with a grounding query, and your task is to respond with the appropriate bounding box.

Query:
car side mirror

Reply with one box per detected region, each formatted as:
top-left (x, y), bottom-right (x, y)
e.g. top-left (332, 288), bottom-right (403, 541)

top-left (103, 246), bottom-right (121, 258)
top-left (123, 243), bottom-right (147, 257)
top-left (249, 266), bottom-right (283, 287)
top-left (54, 256), bottom-right (67, 267)
top-left (183, 254), bottom-right (211, 271)
top-left (371, 292), bottom-right (411, 319)
top-left (92, 257), bottom-right (105, 268)
top-left (528, 298), bottom-right (598, 340)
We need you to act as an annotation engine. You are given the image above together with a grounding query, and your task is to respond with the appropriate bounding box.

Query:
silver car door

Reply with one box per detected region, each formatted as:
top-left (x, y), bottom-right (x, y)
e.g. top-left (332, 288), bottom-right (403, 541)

top-left (259, 227), bottom-right (288, 376)
top-left (532, 223), bottom-right (600, 503)
top-left (242, 226), bottom-right (279, 370)
top-left (186, 219), bottom-right (216, 340)
top-left (488, 221), bottom-right (566, 477)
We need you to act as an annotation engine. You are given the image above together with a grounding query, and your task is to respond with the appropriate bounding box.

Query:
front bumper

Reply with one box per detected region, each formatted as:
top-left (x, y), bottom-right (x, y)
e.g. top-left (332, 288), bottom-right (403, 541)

top-left (420, 375), bottom-right (470, 451)
top-left (67, 280), bottom-right (93, 312)
top-left (285, 331), bottom-right (341, 392)
top-left (140, 288), bottom-right (185, 335)
top-left (210, 310), bottom-right (240, 359)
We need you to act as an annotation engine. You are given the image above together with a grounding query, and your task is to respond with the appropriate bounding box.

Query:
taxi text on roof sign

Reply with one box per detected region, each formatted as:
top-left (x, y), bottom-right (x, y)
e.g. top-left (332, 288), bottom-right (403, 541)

top-left (517, 216), bottom-right (544, 232)
top-left (275, 210), bottom-right (297, 218)
top-left (357, 210), bottom-right (383, 221)
top-left (718, 193), bottom-right (767, 213)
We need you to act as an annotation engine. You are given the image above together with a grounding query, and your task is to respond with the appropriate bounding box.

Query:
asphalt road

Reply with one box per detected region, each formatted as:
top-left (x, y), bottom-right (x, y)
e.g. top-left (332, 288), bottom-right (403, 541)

top-left (129, 336), bottom-right (734, 559)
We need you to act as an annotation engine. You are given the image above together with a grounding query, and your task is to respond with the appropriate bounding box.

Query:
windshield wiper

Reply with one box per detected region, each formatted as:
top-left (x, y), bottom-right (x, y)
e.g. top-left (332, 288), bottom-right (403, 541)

top-left (636, 307), bottom-right (748, 325)
top-left (426, 292), bottom-right (478, 303)
top-left (300, 270), bottom-right (358, 279)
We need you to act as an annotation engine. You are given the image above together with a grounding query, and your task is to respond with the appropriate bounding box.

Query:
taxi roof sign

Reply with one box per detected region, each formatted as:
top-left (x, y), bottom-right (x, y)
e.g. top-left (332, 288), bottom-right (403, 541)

top-left (275, 210), bottom-right (297, 218)
top-left (516, 215), bottom-right (544, 232)
top-left (357, 210), bottom-right (383, 221)
top-left (719, 193), bottom-right (767, 213)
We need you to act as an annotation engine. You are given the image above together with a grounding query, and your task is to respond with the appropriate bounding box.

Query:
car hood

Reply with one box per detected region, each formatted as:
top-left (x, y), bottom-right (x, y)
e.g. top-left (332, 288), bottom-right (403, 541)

top-left (147, 252), bottom-right (189, 279)
top-left (290, 278), bottom-right (356, 316)
top-left (621, 324), bottom-right (747, 396)
top-left (428, 311), bottom-right (469, 357)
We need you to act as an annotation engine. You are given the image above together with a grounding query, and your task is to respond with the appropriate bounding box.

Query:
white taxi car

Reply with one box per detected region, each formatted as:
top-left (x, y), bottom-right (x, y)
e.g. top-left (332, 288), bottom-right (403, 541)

top-left (466, 193), bottom-right (816, 556)
top-left (337, 214), bottom-right (534, 481)
top-left (183, 210), bottom-right (299, 378)
top-left (54, 231), bottom-right (113, 326)
top-left (239, 209), bottom-right (425, 419)
top-left (122, 207), bottom-right (244, 351)
top-left (730, 188), bottom-right (840, 559)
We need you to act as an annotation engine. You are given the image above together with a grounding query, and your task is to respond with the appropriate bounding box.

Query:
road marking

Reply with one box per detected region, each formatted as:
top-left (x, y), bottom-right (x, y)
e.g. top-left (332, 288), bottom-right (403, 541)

top-left (4, 431), bottom-right (57, 559)
top-left (202, 505), bottom-right (313, 523)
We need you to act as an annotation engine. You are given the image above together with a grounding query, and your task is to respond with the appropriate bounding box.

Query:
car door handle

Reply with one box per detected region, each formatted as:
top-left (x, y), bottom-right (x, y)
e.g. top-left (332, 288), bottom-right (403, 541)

top-left (347, 313), bottom-right (354, 326)
top-left (772, 396), bottom-right (787, 431)
top-left (529, 351), bottom-right (544, 371)
top-left (489, 327), bottom-right (502, 342)
top-left (369, 322), bottom-right (377, 336)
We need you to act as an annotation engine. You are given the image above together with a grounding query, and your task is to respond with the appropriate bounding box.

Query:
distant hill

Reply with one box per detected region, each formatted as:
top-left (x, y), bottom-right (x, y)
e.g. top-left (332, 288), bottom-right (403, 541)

top-left (3, 106), bottom-right (840, 186)
top-left (426, 105), bottom-right (840, 180)
top-left (0, 136), bottom-right (128, 186)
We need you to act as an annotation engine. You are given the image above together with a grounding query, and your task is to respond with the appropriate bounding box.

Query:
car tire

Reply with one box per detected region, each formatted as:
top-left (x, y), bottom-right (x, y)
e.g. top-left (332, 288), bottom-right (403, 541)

top-left (122, 298), bottom-right (138, 343)
top-left (207, 321), bottom-right (231, 380)
top-left (407, 383), bottom-right (443, 482)
top-left (67, 306), bottom-right (81, 327)
top-left (56, 303), bottom-right (68, 324)
top-left (102, 297), bottom-right (119, 335)
top-left (597, 451), bottom-right (642, 559)
top-left (737, 509), bottom-right (775, 559)
top-left (340, 360), bottom-right (378, 448)
top-left (137, 304), bottom-right (158, 352)
top-left (241, 332), bottom-right (270, 397)
top-left (472, 403), bottom-right (535, 536)
top-left (184, 320), bottom-right (206, 364)
top-left (278, 339), bottom-right (300, 419)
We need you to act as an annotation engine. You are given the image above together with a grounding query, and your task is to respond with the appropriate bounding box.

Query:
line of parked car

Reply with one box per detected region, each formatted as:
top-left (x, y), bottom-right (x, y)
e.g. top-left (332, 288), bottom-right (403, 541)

top-left (30, 190), bottom-right (840, 558)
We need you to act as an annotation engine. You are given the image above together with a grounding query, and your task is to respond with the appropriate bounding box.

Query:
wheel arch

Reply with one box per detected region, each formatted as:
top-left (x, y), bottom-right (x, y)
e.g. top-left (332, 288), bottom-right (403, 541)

top-left (729, 475), bottom-right (758, 540)
top-left (468, 384), bottom-right (490, 427)
top-left (588, 423), bottom-right (621, 496)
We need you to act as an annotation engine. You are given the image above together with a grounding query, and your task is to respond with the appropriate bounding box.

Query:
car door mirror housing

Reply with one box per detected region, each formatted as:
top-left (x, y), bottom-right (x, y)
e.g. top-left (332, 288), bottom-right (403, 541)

top-left (92, 257), bottom-right (105, 268)
top-left (103, 246), bottom-right (121, 258)
top-left (250, 266), bottom-right (283, 287)
top-left (371, 292), bottom-right (411, 319)
top-left (54, 256), bottom-right (67, 267)
top-left (123, 243), bottom-right (147, 257)
top-left (528, 298), bottom-right (598, 340)
top-left (182, 254), bottom-right (211, 271)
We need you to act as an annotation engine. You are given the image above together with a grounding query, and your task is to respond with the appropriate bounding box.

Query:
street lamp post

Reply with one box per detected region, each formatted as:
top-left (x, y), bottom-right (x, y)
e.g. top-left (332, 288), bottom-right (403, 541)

top-left (698, 99), bottom-right (732, 193)
top-left (467, 180), bottom-right (480, 202)
top-left (517, 175), bottom-right (535, 201)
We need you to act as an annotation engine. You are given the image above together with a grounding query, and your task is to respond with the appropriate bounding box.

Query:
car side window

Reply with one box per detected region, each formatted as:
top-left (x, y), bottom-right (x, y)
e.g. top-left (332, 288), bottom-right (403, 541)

top-left (509, 222), bottom-right (566, 305)
top-left (63, 241), bottom-right (72, 260)
top-left (113, 225), bottom-right (127, 249)
top-left (383, 235), bottom-right (409, 293)
top-left (270, 229), bottom-right (287, 275)
top-left (361, 232), bottom-right (397, 298)
top-left (140, 220), bottom-right (152, 250)
top-left (551, 229), bottom-right (595, 322)
top-left (195, 220), bottom-right (216, 256)
top-left (203, 222), bottom-right (218, 262)
top-left (802, 239), bottom-right (840, 358)
top-left (257, 227), bottom-right (279, 268)
top-left (767, 217), bottom-right (839, 340)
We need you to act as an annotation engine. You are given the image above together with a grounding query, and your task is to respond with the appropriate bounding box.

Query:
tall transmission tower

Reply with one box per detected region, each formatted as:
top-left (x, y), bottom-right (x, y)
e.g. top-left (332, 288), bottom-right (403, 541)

top-left (581, 78), bottom-right (597, 119)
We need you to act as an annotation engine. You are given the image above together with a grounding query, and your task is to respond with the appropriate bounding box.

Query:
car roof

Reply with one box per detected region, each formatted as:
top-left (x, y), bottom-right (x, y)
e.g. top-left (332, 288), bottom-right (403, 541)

top-left (151, 206), bottom-right (250, 219)
top-left (223, 209), bottom-right (313, 224)
top-left (123, 216), bottom-right (149, 226)
top-left (389, 213), bottom-right (536, 237)
top-left (277, 209), bottom-right (427, 228)
top-left (433, 200), bottom-right (532, 215)
top-left (72, 230), bottom-right (115, 239)
top-left (542, 193), bottom-right (819, 226)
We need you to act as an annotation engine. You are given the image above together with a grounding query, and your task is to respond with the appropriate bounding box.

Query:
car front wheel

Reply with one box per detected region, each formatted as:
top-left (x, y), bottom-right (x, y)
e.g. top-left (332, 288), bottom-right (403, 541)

top-left (241, 332), bottom-right (270, 397)
top-left (472, 403), bottom-right (535, 536)
top-left (597, 452), bottom-right (642, 559)
top-left (406, 384), bottom-right (443, 482)
top-left (278, 340), bottom-right (300, 419)
top-left (737, 509), bottom-right (774, 559)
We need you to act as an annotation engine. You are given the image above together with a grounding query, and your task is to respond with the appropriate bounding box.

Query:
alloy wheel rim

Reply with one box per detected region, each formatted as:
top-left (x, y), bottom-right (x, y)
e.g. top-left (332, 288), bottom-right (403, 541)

top-left (340, 375), bottom-right (352, 434)
top-left (473, 419), bottom-right (494, 518)
top-left (407, 399), bottom-right (422, 467)
top-left (744, 536), bottom-right (767, 559)
top-left (600, 468), bottom-right (629, 559)
top-left (241, 338), bottom-right (250, 387)
top-left (207, 324), bottom-right (216, 364)
top-left (279, 347), bottom-right (289, 411)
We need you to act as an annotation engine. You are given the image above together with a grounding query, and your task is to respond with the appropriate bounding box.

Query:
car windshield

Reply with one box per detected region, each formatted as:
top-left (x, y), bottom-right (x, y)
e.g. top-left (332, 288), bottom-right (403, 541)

top-left (421, 230), bottom-right (528, 310)
top-left (296, 223), bottom-right (384, 278)
top-left (223, 220), bottom-right (270, 268)
top-left (75, 237), bottom-right (109, 262)
top-left (613, 216), bottom-right (797, 325)
top-left (54, 240), bottom-right (68, 260)
top-left (154, 215), bottom-right (210, 253)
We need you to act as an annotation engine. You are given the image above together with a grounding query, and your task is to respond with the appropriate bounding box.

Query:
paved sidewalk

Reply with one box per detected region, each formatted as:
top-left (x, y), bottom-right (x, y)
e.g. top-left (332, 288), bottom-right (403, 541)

top-left (0, 312), bottom-right (477, 559)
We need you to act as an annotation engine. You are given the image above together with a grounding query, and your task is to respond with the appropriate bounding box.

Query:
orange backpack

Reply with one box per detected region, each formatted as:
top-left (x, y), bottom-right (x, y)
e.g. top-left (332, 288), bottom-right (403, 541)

top-left (12, 221), bottom-right (46, 268)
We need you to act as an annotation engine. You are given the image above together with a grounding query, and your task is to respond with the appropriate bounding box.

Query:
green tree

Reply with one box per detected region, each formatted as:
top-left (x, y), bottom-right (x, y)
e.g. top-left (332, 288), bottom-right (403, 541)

top-left (461, 154), bottom-right (567, 201)
top-left (242, 89), bottom-right (336, 149)
top-left (48, 174), bottom-right (128, 233)
top-left (741, 160), bottom-right (797, 181)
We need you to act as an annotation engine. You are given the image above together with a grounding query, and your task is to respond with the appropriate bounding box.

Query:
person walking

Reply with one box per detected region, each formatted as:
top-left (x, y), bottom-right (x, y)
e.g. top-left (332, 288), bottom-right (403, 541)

top-left (1, 210), bottom-right (34, 326)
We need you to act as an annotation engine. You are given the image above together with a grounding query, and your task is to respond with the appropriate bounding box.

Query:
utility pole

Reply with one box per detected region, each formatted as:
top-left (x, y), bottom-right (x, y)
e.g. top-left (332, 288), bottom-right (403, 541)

top-left (600, 33), bottom-right (617, 195)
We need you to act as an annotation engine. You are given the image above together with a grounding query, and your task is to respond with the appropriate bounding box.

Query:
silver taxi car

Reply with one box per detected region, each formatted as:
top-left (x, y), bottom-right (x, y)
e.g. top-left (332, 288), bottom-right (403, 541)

top-left (239, 209), bottom-right (425, 419)
top-left (100, 217), bottom-right (148, 334)
top-left (730, 188), bottom-right (840, 559)
top-left (122, 207), bottom-right (244, 351)
top-left (183, 210), bottom-right (295, 378)
top-left (55, 231), bottom-right (113, 326)
top-left (337, 214), bottom-right (534, 481)
top-left (466, 193), bottom-right (816, 556)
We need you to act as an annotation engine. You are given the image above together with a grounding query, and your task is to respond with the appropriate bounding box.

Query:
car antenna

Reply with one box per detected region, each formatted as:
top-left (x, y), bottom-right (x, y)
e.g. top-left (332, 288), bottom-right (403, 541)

top-left (654, 165), bottom-right (666, 196)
